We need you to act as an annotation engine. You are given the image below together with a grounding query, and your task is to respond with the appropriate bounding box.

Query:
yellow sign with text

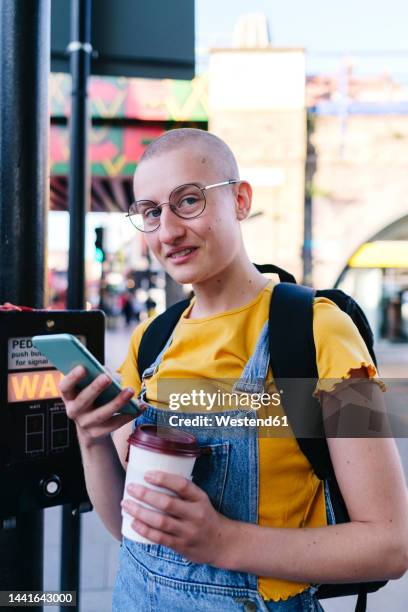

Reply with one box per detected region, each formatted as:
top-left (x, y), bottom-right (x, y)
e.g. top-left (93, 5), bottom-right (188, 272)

top-left (8, 370), bottom-right (64, 403)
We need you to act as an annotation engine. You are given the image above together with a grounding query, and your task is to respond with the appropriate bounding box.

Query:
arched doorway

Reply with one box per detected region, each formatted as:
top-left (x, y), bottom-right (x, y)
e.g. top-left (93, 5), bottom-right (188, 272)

top-left (335, 215), bottom-right (408, 341)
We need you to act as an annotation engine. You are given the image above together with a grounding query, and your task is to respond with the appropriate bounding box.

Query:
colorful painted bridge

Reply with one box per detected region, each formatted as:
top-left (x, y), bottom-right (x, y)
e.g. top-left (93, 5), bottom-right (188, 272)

top-left (50, 73), bottom-right (208, 212)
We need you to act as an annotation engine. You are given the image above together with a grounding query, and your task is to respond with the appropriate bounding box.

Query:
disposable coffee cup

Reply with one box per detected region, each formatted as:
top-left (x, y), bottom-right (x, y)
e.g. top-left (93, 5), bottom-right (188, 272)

top-left (121, 424), bottom-right (201, 543)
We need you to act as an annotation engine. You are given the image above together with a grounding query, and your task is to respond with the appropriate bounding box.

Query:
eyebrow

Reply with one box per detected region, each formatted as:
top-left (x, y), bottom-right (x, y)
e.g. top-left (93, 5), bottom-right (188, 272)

top-left (134, 182), bottom-right (206, 203)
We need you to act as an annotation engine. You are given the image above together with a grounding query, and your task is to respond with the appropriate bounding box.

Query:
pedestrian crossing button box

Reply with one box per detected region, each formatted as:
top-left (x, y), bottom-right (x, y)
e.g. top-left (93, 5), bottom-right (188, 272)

top-left (0, 310), bottom-right (105, 521)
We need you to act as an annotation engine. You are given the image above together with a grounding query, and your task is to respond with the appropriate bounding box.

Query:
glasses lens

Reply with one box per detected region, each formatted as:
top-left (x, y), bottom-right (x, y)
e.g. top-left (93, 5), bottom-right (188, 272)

top-left (128, 201), bottom-right (161, 232)
top-left (170, 184), bottom-right (205, 218)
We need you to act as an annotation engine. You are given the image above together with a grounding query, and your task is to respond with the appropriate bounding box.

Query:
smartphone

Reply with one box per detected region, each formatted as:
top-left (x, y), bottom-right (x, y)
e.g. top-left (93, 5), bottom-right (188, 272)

top-left (31, 333), bottom-right (142, 416)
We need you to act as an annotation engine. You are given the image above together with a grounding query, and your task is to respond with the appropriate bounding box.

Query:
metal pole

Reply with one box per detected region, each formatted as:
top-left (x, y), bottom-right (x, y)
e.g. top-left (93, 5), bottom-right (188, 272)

top-left (0, 0), bottom-right (49, 306)
top-left (62, 1), bottom-right (92, 610)
top-left (66, 0), bottom-right (92, 310)
top-left (0, 515), bottom-right (44, 608)
top-left (0, 0), bottom-right (50, 609)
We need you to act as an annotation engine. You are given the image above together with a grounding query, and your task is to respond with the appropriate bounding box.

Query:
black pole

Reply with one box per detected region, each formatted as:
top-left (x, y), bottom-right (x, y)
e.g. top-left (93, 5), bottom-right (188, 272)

top-left (66, 0), bottom-right (92, 309)
top-left (0, 0), bottom-right (49, 306)
top-left (62, 1), bottom-right (92, 610)
top-left (0, 0), bottom-right (50, 609)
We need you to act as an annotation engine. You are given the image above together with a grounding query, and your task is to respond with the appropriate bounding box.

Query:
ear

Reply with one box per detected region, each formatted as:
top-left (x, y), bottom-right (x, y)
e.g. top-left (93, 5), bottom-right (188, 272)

top-left (234, 181), bottom-right (252, 221)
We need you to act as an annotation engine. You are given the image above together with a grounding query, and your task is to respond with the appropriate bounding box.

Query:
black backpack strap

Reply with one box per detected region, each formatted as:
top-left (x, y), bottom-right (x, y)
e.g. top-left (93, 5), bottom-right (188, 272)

top-left (253, 263), bottom-right (297, 284)
top-left (268, 283), bottom-right (334, 480)
top-left (137, 298), bottom-right (191, 378)
top-left (355, 592), bottom-right (367, 612)
top-left (269, 283), bottom-right (316, 377)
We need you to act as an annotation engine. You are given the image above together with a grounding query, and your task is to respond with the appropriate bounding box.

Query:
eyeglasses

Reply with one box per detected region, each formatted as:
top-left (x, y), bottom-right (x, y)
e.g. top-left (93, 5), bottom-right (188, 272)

top-left (126, 179), bottom-right (240, 232)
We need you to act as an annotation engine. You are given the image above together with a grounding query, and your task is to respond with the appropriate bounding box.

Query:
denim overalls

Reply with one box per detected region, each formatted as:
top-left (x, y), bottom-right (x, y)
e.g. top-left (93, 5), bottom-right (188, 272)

top-left (112, 321), bottom-right (334, 612)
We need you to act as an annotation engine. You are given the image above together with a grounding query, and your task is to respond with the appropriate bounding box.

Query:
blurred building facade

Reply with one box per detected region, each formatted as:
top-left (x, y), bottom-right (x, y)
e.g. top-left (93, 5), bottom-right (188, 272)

top-left (208, 47), bottom-right (307, 283)
top-left (48, 36), bottom-right (408, 340)
top-left (307, 67), bottom-right (408, 340)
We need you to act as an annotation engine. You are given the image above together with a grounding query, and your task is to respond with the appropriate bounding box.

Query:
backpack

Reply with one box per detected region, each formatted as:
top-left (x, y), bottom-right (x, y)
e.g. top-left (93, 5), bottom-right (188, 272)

top-left (137, 263), bottom-right (386, 612)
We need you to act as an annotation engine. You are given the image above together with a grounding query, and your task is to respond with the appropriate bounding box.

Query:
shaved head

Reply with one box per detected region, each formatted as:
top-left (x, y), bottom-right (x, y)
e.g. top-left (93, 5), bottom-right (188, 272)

top-left (138, 128), bottom-right (240, 180)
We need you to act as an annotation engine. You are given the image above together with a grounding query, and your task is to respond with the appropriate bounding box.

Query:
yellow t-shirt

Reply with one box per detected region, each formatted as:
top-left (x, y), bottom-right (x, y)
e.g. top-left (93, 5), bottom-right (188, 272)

top-left (118, 279), bottom-right (381, 601)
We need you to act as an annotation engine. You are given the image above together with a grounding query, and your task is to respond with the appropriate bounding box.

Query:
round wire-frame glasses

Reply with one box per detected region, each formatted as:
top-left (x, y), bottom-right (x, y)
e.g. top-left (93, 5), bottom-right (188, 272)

top-left (126, 179), bottom-right (240, 232)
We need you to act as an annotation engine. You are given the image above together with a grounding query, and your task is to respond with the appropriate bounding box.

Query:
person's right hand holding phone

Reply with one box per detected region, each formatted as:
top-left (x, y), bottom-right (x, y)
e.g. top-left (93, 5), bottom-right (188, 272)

top-left (59, 366), bottom-right (139, 447)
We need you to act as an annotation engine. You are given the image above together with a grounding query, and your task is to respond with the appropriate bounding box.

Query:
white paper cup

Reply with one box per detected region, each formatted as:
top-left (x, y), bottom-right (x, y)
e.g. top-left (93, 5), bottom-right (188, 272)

top-left (121, 424), bottom-right (201, 544)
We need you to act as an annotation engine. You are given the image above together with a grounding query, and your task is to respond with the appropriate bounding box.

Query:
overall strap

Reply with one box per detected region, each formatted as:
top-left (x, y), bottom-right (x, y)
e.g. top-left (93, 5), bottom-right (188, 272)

top-left (137, 298), bottom-right (191, 378)
top-left (268, 282), bottom-right (333, 480)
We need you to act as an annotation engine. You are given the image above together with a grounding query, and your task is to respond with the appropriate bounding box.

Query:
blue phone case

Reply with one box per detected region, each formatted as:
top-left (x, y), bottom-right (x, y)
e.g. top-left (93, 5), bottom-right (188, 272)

top-left (31, 333), bottom-right (141, 416)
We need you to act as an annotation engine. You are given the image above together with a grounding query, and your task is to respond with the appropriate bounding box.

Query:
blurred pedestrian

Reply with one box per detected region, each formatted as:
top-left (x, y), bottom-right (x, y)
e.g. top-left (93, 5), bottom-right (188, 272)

top-left (122, 291), bottom-right (134, 326)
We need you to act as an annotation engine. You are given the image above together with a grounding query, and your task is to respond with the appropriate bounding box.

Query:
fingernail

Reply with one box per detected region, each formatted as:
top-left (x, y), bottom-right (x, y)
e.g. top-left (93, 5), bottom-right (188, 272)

top-left (144, 471), bottom-right (155, 481)
top-left (124, 387), bottom-right (134, 397)
top-left (73, 365), bottom-right (84, 375)
top-left (100, 374), bottom-right (111, 385)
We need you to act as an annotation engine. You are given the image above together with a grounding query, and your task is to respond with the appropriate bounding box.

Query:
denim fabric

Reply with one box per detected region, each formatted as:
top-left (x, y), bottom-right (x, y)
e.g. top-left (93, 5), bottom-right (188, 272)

top-left (138, 331), bottom-right (174, 403)
top-left (112, 323), bottom-right (326, 611)
top-left (232, 321), bottom-right (270, 394)
top-left (323, 480), bottom-right (336, 526)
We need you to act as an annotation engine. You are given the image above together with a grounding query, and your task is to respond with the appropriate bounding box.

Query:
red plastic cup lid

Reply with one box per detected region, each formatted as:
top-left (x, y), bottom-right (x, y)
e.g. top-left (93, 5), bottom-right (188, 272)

top-left (128, 424), bottom-right (201, 457)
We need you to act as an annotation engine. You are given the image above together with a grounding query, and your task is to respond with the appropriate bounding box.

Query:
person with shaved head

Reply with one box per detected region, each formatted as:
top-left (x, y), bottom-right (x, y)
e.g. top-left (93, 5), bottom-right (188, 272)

top-left (139, 127), bottom-right (240, 179)
top-left (59, 128), bottom-right (408, 611)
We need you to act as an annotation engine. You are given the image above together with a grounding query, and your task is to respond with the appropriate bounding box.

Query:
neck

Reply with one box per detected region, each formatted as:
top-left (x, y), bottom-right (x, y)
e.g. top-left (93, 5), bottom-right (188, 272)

top-left (188, 255), bottom-right (269, 319)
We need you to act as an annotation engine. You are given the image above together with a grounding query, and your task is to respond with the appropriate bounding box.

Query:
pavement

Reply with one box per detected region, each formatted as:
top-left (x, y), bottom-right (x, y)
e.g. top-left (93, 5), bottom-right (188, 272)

top-left (41, 321), bottom-right (408, 611)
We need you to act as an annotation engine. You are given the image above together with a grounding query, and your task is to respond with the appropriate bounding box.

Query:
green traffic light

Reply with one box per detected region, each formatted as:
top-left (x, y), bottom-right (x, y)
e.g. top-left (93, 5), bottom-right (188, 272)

top-left (95, 247), bottom-right (105, 263)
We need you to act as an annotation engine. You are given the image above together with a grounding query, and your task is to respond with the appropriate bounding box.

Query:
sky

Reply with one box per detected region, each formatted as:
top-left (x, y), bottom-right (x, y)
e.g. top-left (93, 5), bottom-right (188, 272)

top-left (196, 0), bottom-right (408, 77)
